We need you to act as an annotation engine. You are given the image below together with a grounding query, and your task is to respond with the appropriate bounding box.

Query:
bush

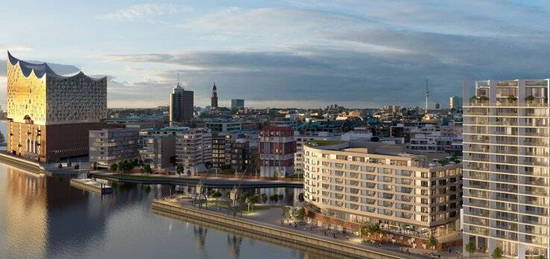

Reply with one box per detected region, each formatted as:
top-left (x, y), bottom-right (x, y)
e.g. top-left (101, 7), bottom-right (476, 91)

top-left (110, 163), bottom-right (118, 171)
top-left (465, 242), bottom-right (476, 255)
top-left (492, 247), bottom-right (503, 259)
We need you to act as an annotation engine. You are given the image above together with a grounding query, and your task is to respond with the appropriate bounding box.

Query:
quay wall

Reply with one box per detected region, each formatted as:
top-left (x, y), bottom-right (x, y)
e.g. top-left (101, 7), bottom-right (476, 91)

top-left (152, 200), bottom-right (407, 259)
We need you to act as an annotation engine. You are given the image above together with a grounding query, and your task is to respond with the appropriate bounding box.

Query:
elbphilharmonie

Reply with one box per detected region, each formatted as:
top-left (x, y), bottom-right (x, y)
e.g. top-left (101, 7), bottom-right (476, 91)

top-left (6, 52), bottom-right (108, 162)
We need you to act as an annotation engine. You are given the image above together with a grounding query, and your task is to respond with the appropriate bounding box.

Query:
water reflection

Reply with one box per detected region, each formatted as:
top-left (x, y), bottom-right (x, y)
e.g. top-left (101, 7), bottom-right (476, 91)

top-left (0, 164), bottom-right (335, 259)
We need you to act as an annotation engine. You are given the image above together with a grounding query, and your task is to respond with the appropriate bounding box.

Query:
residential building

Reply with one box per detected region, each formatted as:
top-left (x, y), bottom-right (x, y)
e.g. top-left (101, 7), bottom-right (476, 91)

top-left (463, 79), bottom-right (550, 258)
top-left (259, 126), bottom-right (296, 177)
top-left (6, 52), bottom-right (108, 162)
top-left (175, 127), bottom-right (212, 175)
top-left (212, 133), bottom-right (233, 169)
top-left (231, 99), bottom-right (244, 110)
top-left (140, 134), bottom-right (176, 170)
top-left (303, 141), bottom-right (462, 246)
top-left (294, 132), bottom-right (340, 175)
top-left (89, 128), bottom-right (140, 167)
top-left (169, 83), bottom-right (193, 124)
top-left (231, 138), bottom-right (250, 172)
top-left (406, 125), bottom-right (462, 155)
top-left (449, 96), bottom-right (463, 111)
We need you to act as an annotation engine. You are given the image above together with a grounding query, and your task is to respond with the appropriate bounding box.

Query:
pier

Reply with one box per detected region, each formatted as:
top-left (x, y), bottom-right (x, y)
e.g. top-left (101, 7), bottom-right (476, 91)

top-left (70, 178), bottom-right (113, 194)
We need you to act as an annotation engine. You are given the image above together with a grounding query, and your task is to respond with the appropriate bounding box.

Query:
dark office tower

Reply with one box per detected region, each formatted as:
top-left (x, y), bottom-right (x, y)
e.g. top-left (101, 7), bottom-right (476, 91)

top-left (211, 83), bottom-right (218, 108)
top-left (169, 83), bottom-right (194, 125)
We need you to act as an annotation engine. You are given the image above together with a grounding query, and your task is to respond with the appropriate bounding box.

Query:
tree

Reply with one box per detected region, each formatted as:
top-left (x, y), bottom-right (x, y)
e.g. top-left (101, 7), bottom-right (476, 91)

top-left (143, 164), bottom-right (152, 174)
top-left (492, 247), bottom-right (503, 259)
top-left (427, 235), bottom-right (438, 250)
top-left (465, 242), bottom-right (476, 256)
top-left (361, 223), bottom-right (381, 238)
top-left (294, 207), bottom-right (305, 221)
top-left (176, 164), bottom-right (184, 175)
top-left (110, 163), bottom-right (118, 172)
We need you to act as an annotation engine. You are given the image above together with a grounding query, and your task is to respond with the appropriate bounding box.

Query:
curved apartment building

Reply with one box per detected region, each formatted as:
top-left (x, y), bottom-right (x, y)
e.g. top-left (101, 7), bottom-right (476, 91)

top-left (303, 141), bottom-right (462, 244)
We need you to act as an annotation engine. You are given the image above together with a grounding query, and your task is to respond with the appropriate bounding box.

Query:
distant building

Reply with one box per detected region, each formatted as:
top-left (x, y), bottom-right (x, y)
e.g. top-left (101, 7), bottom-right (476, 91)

top-left (89, 128), bottom-right (140, 167)
top-left (435, 103), bottom-right (441, 109)
top-left (169, 83), bottom-right (194, 124)
top-left (174, 127), bottom-right (212, 175)
top-left (259, 126), bottom-right (296, 177)
top-left (206, 120), bottom-right (242, 133)
top-left (211, 83), bottom-right (218, 109)
top-left (211, 133), bottom-right (232, 169)
top-left (6, 52), bottom-right (108, 162)
top-left (406, 125), bottom-right (462, 155)
top-left (231, 138), bottom-right (250, 172)
top-left (140, 134), bottom-right (176, 170)
top-left (449, 96), bottom-right (462, 111)
top-left (231, 99), bottom-right (244, 110)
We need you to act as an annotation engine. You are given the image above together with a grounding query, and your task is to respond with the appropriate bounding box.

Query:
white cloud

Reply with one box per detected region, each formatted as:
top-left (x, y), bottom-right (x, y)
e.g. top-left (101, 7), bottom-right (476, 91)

top-left (99, 3), bottom-right (192, 22)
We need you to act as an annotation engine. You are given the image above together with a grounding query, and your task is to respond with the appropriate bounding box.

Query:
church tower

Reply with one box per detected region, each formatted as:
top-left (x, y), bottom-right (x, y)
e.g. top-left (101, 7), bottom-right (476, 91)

top-left (211, 83), bottom-right (218, 108)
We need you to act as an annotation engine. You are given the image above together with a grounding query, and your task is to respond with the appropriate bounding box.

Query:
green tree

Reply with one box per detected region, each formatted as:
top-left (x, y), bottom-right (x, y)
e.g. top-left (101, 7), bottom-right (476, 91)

top-left (110, 163), bottom-right (118, 172)
top-left (294, 207), bottom-right (305, 221)
top-left (176, 164), bottom-right (184, 175)
top-left (465, 242), bottom-right (476, 256)
top-left (492, 247), bottom-right (503, 259)
top-left (360, 223), bottom-right (381, 238)
top-left (143, 164), bottom-right (152, 174)
top-left (427, 235), bottom-right (438, 250)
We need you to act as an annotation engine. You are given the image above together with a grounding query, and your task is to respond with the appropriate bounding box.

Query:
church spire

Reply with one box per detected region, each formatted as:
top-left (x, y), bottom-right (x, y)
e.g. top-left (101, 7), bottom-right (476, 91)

top-left (211, 82), bottom-right (218, 108)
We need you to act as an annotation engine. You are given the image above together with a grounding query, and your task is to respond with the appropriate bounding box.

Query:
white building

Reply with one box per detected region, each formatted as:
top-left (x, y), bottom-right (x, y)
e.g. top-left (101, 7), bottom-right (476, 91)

top-left (463, 79), bottom-right (550, 258)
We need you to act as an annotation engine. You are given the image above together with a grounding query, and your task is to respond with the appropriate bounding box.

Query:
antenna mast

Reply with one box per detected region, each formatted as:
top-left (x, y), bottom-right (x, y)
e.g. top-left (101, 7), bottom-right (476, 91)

top-left (425, 79), bottom-right (429, 114)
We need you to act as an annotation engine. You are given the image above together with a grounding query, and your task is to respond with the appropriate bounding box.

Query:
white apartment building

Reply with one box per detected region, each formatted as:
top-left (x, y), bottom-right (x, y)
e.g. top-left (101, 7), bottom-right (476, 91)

top-left (294, 132), bottom-right (340, 175)
top-left (407, 125), bottom-right (462, 155)
top-left (463, 79), bottom-right (550, 258)
top-left (303, 141), bottom-right (462, 244)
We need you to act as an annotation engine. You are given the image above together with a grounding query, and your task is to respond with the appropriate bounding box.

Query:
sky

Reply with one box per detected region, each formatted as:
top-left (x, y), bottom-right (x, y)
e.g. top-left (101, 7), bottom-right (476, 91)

top-left (1, 0), bottom-right (549, 109)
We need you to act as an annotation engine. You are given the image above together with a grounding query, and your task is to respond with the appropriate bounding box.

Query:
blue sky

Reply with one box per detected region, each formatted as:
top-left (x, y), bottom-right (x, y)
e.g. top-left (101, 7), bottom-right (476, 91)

top-left (1, 0), bottom-right (549, 108)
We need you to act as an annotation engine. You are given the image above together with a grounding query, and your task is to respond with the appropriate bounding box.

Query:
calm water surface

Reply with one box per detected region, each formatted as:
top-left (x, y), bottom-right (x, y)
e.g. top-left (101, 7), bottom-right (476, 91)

top-left (0, 163), bottom-right (323, 259)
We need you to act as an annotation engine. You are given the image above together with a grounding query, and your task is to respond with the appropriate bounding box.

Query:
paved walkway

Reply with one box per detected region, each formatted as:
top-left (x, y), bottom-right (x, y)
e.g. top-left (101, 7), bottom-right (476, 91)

top-left (172, 199), bottom-right (463, 259)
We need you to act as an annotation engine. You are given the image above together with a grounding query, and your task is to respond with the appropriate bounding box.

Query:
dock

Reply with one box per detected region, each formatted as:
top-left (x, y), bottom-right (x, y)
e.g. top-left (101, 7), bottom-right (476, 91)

top-left (70, 178), bottom-right (113, 194)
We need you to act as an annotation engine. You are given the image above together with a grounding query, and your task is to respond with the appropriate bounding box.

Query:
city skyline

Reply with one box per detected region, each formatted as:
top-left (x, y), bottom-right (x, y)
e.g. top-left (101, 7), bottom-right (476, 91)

top-left (1, 0), bottom-right (549, 109)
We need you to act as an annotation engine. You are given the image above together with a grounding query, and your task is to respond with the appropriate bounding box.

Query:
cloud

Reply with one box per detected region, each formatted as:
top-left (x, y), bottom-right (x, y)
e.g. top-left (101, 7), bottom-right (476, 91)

top-left (99, 3), bottom-right (192, 22)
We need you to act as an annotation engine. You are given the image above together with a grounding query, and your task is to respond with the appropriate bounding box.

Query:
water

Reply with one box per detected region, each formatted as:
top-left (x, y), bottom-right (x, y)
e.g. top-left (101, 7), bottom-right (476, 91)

top-left (0, 164), bottom-right (323, 259)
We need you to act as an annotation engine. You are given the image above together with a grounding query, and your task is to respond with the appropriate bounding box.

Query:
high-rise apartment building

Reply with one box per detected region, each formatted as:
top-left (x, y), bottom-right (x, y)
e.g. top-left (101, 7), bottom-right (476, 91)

top-left (304, 141), bottom-right (462, 247)
top-left (463, 79), bottom-right (550, 258)
top-left (259, 126), bottom-right (296, 177)
top-left (231, 99), bottom-right (244, 110)
top-left (6, 52), bottom-right (108, 162)
top-left (169, 83), bottom-right (194, 124)
top-left (449, 96), bottom-right (463, 111)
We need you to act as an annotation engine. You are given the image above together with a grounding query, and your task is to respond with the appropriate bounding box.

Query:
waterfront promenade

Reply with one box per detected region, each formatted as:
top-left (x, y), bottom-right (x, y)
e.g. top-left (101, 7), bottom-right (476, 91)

top-left (152, 198), bottom-right (430, 259)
